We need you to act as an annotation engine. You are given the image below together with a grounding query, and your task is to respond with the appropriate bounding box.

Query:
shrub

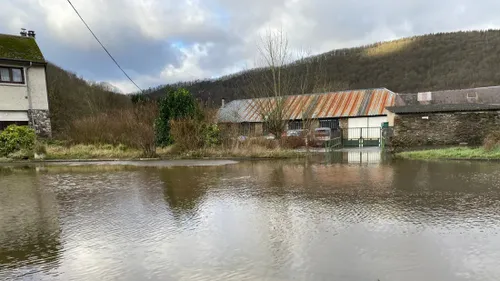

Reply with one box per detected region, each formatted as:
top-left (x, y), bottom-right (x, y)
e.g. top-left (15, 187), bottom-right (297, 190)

top-left (8, 149), bottom-right (33, 160)
top-left (34, 141), bottom-right (47, 155)
top-left (0, 125), bottom-right (36, 157)
top-left (281, 136), bottom-right (305, 149)
top-left (169, 118), bottom-right (204, 151)
top-left (483, 131), bottom-right (500, 151)
top-left (247, 138), bottom-right (279, 149)
top-left (169, 118), bottom-right (222, 152)
top-left (203, 124), bottom-right (221, 147)
top-left (156, 88), bottom-right (201, 146)
top-left (67, 102), bottom-right (158, 157)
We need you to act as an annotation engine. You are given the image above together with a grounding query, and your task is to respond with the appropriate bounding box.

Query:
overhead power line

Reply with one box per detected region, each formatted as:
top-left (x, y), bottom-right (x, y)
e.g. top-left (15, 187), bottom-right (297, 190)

top-left (66, 0), bottom-right (142, 92)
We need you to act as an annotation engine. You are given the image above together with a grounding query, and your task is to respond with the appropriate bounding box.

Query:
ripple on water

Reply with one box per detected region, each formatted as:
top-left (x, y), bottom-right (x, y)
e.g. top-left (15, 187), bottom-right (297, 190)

top-left (2, 160), bottom-right (500, 280)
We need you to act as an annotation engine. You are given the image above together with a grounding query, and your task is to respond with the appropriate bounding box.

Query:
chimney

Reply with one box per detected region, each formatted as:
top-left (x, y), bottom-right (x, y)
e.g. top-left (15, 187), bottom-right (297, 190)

top-left (20, 28), bottom-right (27, 37)
top-left (27, 30), bottom-right (36, 38)
top-left (221, 98), bottom-right (226, 107)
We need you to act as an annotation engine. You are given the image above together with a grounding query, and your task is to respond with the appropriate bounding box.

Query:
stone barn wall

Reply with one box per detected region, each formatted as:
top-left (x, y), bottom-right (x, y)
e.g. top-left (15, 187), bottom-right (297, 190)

top-left (391, 110), bottom-right (500, 149)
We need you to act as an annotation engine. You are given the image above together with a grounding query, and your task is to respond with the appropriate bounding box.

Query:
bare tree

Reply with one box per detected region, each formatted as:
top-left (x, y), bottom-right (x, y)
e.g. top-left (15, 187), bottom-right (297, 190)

top-left (247, 29), bottom-right (296, 140)
top-left (246, 29), bottom-right (348, 143)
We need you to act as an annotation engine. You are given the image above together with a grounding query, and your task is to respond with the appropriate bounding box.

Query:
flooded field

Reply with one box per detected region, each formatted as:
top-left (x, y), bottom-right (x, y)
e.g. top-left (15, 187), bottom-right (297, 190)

top-left (1, 151), bottom-right (500, 280)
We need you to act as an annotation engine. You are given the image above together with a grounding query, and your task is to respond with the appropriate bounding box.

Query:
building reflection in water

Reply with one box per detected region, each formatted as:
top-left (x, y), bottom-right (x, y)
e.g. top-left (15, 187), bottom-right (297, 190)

top-left (0, 167), bottom-right (61, 274)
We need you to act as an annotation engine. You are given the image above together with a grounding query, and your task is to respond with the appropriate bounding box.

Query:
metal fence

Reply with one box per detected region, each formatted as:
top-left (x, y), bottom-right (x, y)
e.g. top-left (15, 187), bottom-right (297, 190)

top-left (323, 127), bottom-right (394, 149)
top-left (345, 127), bottom-right (381, 140)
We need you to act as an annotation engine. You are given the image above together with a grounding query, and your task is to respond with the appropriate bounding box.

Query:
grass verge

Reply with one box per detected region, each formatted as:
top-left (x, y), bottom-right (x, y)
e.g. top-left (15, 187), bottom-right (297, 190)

top-left (397, 147), bottom-right (500, 160)
top-left (171, 146), bottom-right (303, 159)
top-left (46, 144), bottom-right (143, 159)
top-left (39, 144), bottom-right (303, 160)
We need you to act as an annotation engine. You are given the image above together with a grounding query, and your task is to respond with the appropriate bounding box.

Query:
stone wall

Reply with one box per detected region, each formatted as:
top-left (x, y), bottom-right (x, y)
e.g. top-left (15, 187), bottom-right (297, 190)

top-left (391, 111), bottom-right (500, 148)
top-left (28, 109), bottom-right (52, 138)
top-left (339, 118), bottom-right (349, 139)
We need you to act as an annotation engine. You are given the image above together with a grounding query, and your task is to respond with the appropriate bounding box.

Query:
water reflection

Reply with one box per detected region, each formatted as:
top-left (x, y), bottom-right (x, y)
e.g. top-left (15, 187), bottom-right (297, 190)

top-left (160, 166), bottom-right (217, 219)
top-left (0, 169), bottom-right (61, 277)
top-left (1, 159), bottom-right (500, 280)
top-left (324, 149), bottom-right (385, 164)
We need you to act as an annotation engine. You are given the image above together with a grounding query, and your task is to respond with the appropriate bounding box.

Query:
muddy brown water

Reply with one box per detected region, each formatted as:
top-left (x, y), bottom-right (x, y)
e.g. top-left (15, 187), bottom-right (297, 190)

top-left (1, 152), bottom-right (500, 281)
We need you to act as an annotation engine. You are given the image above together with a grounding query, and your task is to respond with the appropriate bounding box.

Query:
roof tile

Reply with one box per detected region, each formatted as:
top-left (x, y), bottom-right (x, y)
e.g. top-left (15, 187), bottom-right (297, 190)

top-left (0, 34), bottom-right (45, 62)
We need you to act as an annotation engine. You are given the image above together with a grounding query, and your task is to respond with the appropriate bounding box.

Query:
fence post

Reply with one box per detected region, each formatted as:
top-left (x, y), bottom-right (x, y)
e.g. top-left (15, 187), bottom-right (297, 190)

top-left (359, 128), bottom-right (363, 148)
top-left (380, 128), bottom-right (384, 148)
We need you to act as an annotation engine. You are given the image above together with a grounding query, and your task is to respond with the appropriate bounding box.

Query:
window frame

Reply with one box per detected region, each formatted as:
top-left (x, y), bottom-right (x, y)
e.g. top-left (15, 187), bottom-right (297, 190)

top-left (0, 66), bottom-right (25, 84)
top-left (288, 120), bottom-right (303, 130)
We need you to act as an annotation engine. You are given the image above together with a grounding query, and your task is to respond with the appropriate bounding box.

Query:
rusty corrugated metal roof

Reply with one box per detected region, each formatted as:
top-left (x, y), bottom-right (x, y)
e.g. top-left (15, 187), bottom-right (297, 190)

top-left (218, 88), bottom-right (396, 123)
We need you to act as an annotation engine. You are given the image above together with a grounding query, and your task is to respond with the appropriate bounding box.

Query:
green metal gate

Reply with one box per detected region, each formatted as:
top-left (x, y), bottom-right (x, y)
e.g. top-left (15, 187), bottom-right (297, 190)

top-left (343, 127), bottom-right (382, 148)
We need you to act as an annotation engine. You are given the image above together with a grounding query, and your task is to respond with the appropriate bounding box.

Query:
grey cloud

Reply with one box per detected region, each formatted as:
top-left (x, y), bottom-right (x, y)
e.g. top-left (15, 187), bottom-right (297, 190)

top-left (2, 0), bottom-right (500, 91)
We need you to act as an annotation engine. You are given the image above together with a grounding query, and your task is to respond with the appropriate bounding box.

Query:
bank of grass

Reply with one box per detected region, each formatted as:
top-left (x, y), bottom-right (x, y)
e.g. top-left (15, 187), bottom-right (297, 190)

top-left (41, 143), bottom-right (302, 160)
top-left (46, 144), bottom-right (144, 159)
top-left (173, 146), bottom-right (303, 159)
top-left (397, 147), bottom-right (500, 160)
top-left (45, 144), bottom-right (173, 160)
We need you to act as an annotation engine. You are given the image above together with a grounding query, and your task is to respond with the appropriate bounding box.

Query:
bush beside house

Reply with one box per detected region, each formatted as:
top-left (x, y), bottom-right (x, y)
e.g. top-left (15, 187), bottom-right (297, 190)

top-left (0, 125), bottom-right (37, 159)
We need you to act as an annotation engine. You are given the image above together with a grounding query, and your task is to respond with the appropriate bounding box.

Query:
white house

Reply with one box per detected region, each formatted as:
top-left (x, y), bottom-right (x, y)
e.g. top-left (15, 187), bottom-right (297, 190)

top-left (0, 31), bottom-right (51, 137)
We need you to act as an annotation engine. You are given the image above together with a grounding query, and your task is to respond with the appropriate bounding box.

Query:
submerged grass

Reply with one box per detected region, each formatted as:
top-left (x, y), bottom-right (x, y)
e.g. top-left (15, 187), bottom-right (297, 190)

top-left (397, 147), bottom-right (500, 160)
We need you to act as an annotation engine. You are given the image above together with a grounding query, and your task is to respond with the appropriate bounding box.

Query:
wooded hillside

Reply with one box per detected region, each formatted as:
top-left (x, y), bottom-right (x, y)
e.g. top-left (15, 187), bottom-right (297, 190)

top-left (140, 30), bottom-right (500, 103)
top-left (46, 63), bottom-right (131, 135)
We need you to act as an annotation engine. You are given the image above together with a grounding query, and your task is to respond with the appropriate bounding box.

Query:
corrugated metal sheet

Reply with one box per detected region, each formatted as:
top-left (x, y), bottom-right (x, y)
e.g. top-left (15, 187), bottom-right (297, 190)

top-left (218, 88), bottom-right (396, 123)
top-left (398, 86), bottom-right (500, 106)
top-left (386, 103), bottom-right (500, 114)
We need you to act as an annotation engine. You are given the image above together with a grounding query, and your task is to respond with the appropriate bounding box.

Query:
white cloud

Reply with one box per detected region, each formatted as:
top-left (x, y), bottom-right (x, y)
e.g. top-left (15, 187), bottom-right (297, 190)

top-left (4, 0), bottom-right (500, 93)
top-left (159, 43), bottom-right (211, 82)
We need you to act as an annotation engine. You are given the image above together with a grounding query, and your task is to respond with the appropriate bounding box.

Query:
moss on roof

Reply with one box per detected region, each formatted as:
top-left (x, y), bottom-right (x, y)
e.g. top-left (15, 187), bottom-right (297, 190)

top-left (0, 34), bottom-right (45, 62)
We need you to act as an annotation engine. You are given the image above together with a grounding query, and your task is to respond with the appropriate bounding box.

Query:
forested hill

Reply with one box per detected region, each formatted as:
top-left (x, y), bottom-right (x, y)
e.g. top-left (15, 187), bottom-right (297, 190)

top-left (46, 63), bottom-right (131, 135)
top-left (140, 30), bottom-right (500, 103)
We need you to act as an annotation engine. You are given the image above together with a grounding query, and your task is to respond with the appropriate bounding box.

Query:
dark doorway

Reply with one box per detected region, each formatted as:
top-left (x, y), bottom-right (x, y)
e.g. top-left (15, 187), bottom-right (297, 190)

top-left (319, 119), bottom-right (339, 129)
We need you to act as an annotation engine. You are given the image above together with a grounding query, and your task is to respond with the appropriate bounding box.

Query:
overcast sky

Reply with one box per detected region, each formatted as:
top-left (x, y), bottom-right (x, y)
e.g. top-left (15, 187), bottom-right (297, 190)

top-left (2, 0), bottom-right (500, 93)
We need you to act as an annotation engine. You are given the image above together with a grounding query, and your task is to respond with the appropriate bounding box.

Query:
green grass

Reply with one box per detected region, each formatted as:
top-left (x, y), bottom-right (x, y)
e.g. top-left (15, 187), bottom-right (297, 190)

top-left (174, 146), bottom-right (303, 159)
top-left (46, 144), bottom-right (144, 160)
top-left (41, 144), bottom-right (302, 160)
top-left (397, 147), bottom-right (500, 160)
top-left (0, 142), bottom-right (305, 162)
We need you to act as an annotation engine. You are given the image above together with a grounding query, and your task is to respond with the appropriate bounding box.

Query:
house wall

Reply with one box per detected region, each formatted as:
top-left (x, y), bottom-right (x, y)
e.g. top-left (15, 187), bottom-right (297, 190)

top-left (0, 79), bottom-right (29, 111)
top-left (0, 111), bottom-right (29, 121)
top-left (255, 123), bottom-right (263, 135)
top-left (391, 111), bottom-right (500, 149)
top-left (347, 116), bottom-right (388, 128)
top-left (340, 118), bottom-right (349, 139)
top-left (387, 112), bottom-right (396, 126)
top-left (27, 67), bottom-right (50, 110)
top-left (0, 65), bottom-right (51, 137)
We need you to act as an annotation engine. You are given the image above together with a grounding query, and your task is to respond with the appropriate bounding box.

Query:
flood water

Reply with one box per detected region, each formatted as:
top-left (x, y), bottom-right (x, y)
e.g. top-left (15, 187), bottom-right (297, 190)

top-left (1, 152), bottom-right (500, 281)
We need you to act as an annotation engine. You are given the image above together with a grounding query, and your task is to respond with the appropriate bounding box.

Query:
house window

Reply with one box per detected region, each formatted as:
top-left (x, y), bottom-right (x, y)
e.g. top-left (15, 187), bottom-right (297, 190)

top-left (319, 119), bottom-right (339, 129)
top-left (288, 120), bottom-right (303, 130)
top-left (0, 67), bottom-right (24, 84)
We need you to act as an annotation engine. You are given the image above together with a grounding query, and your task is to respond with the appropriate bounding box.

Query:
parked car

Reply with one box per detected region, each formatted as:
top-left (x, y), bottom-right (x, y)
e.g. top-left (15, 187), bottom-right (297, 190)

top-left (286, 129), bottom-right (305, 137)
top-left (313, 127), bottom-right (332, 146)
top-left (264, 133), bottom-right (276, 140)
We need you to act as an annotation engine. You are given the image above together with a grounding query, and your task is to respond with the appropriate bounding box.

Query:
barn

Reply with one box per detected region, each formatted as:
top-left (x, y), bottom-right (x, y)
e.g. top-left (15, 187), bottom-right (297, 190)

top-left (217, 88), bottom-right (397, 147)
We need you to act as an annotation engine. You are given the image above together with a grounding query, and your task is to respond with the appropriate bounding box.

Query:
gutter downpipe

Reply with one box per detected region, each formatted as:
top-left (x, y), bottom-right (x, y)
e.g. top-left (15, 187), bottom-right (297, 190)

top-left (26, 62), bottom-right (34, 126)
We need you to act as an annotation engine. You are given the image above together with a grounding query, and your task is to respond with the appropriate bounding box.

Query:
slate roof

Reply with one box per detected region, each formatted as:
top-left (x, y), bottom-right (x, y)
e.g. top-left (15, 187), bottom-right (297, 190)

top-left (397, 86), bottom-right (500, 106)
top-left (386, 103), bottom-right (500, 114)
top-left (0, 34), bottom-right (45, 63)
top-left (218, 88), bottom-right (396, 123)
